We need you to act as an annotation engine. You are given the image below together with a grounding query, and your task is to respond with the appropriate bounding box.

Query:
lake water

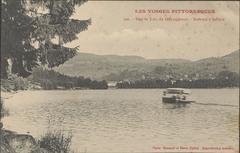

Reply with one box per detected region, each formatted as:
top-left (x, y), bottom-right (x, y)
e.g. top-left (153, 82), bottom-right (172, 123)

top-left (3, 89), bottom-right (239, 152)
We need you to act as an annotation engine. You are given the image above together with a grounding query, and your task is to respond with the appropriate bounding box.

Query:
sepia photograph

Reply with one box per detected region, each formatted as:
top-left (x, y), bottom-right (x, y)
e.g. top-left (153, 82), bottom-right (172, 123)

top-left (1, 0), bottom-right (239, 153)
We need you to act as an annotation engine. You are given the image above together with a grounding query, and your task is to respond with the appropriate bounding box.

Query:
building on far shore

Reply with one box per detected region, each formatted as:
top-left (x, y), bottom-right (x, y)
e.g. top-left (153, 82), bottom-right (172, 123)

top-left (107, 81), bottom-right (117, 88)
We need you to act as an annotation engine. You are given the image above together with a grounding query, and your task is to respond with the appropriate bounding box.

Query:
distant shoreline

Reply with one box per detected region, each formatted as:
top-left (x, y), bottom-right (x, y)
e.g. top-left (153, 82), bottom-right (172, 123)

top-left (2, 87), bottom-right (239, 94)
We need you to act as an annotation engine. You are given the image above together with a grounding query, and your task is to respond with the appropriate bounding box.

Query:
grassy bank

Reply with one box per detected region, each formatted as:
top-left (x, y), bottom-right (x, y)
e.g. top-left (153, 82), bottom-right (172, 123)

top-left (0, 128), bottom-right (75, 153)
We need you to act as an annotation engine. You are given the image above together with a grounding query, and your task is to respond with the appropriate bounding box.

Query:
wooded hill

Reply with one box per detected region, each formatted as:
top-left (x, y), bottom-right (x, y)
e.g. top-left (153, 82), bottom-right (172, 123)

top-left (55, 50), bottom-right (239, 81)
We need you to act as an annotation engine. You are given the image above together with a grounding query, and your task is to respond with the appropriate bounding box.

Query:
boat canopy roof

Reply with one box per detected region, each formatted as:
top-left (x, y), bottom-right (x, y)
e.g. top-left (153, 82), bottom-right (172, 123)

top-left (165, 88), bottom-right (191, 94)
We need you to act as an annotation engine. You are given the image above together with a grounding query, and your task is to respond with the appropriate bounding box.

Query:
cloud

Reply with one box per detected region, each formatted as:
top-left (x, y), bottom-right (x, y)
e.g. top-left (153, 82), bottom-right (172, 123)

top-left (66, 1), bottom-right (239, 60)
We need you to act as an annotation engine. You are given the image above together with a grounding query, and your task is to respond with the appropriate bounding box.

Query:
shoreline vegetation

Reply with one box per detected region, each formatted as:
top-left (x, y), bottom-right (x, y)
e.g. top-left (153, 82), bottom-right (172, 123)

top-left (116, 71), bottom-right (239, 89)
top-left (0, 128), bottom-right (75, 153)
top-left (1, 69), bottom-right (239, 92)
top-left (24, 68), bottom-right (240, 90)
top-left (30, 68), bottom-right (108, 90)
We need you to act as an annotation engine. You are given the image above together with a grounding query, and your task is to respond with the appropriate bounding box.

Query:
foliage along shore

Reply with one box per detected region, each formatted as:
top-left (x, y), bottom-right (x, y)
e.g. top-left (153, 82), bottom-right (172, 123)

top-left (1, 69), bottom-right (239, 92)
top-left (0, 127), bottom-right (76, 153)
top-left (30, 68), bottom-right (108, 90)
top-left (1, 68), bottom-right (108, 92)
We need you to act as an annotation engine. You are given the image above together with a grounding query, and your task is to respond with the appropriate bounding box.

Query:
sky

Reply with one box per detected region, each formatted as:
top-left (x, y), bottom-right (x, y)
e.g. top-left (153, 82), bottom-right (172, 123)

top-left (66, 1), bottom-right (239, 60)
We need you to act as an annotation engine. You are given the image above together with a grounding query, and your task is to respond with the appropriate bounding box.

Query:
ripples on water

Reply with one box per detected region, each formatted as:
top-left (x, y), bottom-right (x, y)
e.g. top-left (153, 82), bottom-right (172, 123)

top-left (3, 89), bottom-right (239, 152)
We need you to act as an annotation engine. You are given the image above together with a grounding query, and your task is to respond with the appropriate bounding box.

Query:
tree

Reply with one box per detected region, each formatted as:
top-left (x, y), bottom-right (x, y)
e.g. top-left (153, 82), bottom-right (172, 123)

top-left (1, 0), bottom-right (91, 78)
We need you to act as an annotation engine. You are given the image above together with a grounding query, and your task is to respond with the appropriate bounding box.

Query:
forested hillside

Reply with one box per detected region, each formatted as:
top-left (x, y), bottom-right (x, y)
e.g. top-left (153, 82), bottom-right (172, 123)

top-left (29, 68), bottom-right (108, 90)
top-left (55, 50), bottom-right (239, 81)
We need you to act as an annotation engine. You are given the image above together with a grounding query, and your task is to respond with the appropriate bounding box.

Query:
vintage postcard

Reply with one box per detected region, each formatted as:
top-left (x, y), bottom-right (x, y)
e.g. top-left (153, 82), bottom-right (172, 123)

top-left (1, 0), bottom-right (239, 153)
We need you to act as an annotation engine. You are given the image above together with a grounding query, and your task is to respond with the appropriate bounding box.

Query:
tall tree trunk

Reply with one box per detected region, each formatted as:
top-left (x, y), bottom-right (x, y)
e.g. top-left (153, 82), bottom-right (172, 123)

top-left (12, 56), bottom-right (31, 78)
top-left (0, 58), bottom-right (8, 79)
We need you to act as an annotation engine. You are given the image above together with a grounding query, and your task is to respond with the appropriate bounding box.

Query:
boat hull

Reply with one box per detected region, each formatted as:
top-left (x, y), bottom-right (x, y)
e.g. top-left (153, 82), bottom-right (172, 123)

top-left (162, 97), bottom-right (193, 104)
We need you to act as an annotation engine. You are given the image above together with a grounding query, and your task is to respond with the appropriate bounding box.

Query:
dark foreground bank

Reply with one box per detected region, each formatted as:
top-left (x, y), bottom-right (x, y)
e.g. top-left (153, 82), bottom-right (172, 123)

top-left (0, 128), bottom-right (75, 153)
